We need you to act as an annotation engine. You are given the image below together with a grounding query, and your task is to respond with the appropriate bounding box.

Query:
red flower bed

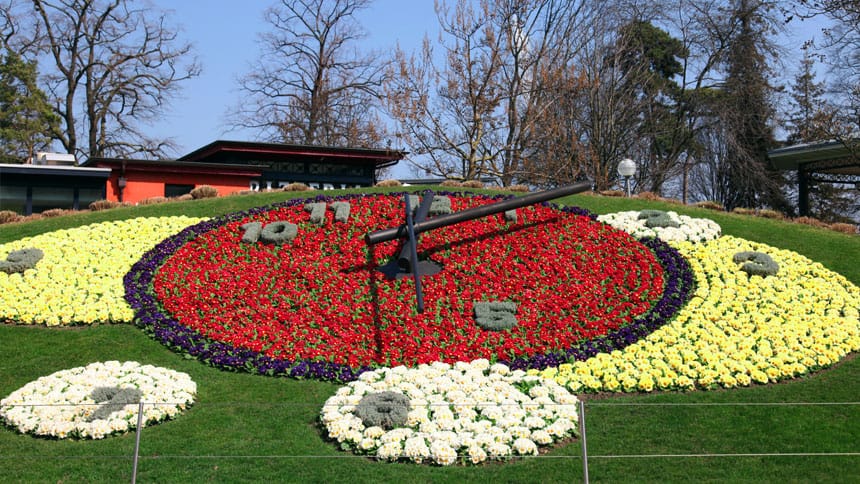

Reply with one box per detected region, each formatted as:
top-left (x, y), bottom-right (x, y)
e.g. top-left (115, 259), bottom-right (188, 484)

top-left (152, 194), bottom-right (664, 368)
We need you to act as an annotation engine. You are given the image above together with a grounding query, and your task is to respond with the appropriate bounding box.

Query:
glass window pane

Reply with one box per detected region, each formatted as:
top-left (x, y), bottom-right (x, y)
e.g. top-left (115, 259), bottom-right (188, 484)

top-left (32, 186), bottom-right (74, 213)
top-left (0, 185), bottom-right (26, 214)
top-left (165, 184), bottom-right (194, 198)
top-left (78, 187), bottom-right (104, 210)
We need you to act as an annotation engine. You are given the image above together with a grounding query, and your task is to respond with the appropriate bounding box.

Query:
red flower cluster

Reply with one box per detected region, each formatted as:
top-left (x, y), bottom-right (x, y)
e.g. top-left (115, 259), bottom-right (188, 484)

top-left (153, 194), bottom-right (664, 368)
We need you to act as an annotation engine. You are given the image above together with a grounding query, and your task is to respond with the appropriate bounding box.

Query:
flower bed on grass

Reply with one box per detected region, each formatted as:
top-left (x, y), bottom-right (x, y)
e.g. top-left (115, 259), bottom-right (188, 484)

top-left (125, 193), bottom-right (694, 380)
top-left (321, 360), bottom-right (578, 465)
top-left (0, 217), bottom-right (205, 325)
top-left (532, 235), bottom-right (860, 392)
top-left (0, 361), bottom-right (196, 439)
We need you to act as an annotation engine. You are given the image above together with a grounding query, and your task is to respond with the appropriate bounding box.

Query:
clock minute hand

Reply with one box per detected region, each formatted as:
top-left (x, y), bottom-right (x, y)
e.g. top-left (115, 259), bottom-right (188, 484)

top-left (365, 181), bottom-right (592, 246)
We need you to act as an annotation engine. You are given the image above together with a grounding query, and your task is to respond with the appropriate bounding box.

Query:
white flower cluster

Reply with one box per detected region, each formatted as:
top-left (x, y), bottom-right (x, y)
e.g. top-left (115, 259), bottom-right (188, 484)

top-left (0, 361), bottom-right (196, 439)
top-left (597, 210), bottom-right (721, 243)
top-left (321, 360), bottom-right (579, 466)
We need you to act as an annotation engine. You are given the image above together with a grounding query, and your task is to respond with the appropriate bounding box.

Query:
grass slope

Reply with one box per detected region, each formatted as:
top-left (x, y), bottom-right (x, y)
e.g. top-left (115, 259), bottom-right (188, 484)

top-left (0, 187), bottom-right (858, 483)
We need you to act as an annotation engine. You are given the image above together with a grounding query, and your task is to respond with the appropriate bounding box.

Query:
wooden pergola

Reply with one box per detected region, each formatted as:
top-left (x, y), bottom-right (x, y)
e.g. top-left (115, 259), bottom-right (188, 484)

top-left (768, 139), bottom-right (859, 216)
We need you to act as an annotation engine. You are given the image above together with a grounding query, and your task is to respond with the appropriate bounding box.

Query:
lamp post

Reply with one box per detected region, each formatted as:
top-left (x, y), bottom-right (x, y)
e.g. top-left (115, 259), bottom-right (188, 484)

top-left (618, 158), bottom-right (636, 197)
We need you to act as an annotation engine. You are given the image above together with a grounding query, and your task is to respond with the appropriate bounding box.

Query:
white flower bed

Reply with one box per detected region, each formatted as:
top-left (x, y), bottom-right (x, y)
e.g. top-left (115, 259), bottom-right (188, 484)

top-left (597, 210), bottom-right (721, 243)
top-left (321, 360), bottom-right (579, 465)
top-left (0, 361), bottom-right (196, 439)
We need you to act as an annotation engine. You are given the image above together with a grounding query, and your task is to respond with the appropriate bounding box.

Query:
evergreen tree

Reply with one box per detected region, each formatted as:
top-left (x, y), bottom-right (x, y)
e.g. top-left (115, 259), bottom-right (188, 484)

top-left (0, 51), bottom-right (58, 163)
top-left (785, 52), bottom-right (832, 144)
top-left (719, 0), bottom-right (791, 213)
top-left (617, 20), bottom-right (691, 194)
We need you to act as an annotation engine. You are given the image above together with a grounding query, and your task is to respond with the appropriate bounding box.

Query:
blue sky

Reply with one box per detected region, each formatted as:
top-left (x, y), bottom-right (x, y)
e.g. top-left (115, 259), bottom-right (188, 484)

top-left (148, 1), bottom-right (825, 179)
top-left (149, 0), bottom-right (435, 178)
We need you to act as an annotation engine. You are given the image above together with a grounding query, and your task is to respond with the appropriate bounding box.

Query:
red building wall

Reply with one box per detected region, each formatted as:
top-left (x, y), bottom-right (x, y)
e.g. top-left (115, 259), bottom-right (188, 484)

top-left (106, 170), bottom-right (259, 203)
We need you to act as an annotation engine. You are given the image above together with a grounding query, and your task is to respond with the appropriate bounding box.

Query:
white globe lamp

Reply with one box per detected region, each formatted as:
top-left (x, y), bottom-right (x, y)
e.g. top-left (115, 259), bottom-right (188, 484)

top-left (617, 158), bottom-right (636, 197)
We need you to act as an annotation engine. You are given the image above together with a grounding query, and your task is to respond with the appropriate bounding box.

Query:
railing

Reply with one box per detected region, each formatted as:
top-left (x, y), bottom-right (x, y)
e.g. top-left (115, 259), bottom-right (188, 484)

top-left (0, 400), bottom-right (858, 483)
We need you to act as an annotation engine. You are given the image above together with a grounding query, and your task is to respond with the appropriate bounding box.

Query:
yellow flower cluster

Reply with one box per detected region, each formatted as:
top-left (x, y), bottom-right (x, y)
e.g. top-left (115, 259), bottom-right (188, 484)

top-left (0, 217), bottom-right (205, 326)
top-left (531, 236), bottom-right (860, 392)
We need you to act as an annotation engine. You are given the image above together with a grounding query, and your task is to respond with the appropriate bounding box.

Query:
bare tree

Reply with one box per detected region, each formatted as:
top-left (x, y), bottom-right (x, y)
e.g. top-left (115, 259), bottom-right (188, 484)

top-left (386, 0), bottom-right (599, 185)
top-left (385, 0), bottom-right (504, 181)
top-left (26, 0), bottom-right (200, 160)
top-left (489, 0), bottom-right (594, 186)
top-left (232, 0), bottom-right (387, 147)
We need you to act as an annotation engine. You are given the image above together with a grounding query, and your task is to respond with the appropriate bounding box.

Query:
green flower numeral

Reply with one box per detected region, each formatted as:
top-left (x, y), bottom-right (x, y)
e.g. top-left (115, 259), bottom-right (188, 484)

top-left (240, 221), bottom-right (298, 245)
top-left (474, 301), bottom-right (518, 331)
top-left (733, 251), bottom-right (779, 277)
top-left (0, 248), bottom-right (44, 274)
top-left (86, 386), bottom-right (143, 422)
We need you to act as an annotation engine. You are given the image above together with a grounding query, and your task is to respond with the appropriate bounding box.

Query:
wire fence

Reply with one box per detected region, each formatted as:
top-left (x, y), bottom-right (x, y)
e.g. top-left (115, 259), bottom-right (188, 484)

top-left (1, 400), bottom-right (858, 483)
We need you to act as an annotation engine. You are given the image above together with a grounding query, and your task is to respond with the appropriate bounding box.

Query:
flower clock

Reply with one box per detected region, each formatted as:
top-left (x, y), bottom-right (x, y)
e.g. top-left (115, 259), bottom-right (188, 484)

top-left (124, 193), bottom-right (694, 380)
top-left (2, 192), bottom-right (859, 465)
top-left (0, 361), bottom-right (196, 439)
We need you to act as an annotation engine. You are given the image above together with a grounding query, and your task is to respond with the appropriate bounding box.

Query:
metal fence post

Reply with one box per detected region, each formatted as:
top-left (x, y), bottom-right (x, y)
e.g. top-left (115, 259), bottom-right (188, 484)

top-left (131, 401), bottom-right (144, 484)
top-left (579, 399), bottom-right (589, 484)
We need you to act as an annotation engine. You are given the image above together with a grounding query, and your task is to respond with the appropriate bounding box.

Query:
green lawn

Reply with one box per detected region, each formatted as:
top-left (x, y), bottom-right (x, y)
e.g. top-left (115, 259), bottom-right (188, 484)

top-left (1, 187), bottom-right (858, 483)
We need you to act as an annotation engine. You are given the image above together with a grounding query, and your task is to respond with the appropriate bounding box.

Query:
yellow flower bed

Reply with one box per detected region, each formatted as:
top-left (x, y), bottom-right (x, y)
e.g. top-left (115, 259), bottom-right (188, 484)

top-left (0, 217), bottom-right (205, 326)
top-left (531, 236), bottom-right (860, 392)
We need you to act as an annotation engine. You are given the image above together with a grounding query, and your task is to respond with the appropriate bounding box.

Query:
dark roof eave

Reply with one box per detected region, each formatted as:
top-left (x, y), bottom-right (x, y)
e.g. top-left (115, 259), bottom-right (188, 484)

top-left (83, 157), bottom-right (270, 172)
top-left (179, 140), bottom-right (407, 165)
top-left (768, 139), bottom-right (859, 170)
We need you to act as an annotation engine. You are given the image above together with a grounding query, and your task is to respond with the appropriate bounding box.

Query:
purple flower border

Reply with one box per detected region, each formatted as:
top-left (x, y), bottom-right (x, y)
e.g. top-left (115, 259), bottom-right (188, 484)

top-left (124, 192), bottom-right (694, 382)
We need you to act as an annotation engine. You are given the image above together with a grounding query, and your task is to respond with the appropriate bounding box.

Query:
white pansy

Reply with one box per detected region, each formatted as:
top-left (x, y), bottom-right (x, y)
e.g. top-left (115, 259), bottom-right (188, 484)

top-left (597, 210), bottom-right (721, 243)
top-left (0, 361), bottom-right (196, 439)
top-left (321, 360), bottom-right (579, 465)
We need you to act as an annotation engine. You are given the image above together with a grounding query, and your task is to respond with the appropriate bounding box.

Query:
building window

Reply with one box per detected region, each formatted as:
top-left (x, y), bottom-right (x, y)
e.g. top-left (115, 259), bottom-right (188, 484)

top-left (79, 187), bottom-right (104, 210)
top-left (165, 184), bottom-right (195, 198)
top-left (32, 186), bottom-right (75, 213)
top-left (0, 185), bottom-right (26, 213)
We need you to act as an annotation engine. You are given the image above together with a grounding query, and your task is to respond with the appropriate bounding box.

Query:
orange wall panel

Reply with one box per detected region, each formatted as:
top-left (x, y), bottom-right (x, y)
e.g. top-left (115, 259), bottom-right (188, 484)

top-left (106, 172), bottom-right (256, 203)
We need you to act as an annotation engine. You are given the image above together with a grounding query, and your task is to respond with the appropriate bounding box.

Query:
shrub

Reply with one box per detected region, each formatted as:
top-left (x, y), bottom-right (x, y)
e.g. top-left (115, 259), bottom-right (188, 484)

top-left (733, 251), bottom-right (779, 277)
top-left (0, 248), bottom-right (44, 274)
top-left (440, 179), bottom-right (463, 187)
top-left (732, 207), bottom-right (756, 216)
top-left (138, 196), bottom-right (169, 205)
top-left (354, 391), bottom-right (410, 430)
top-left (374, 179), bottom-right (402, 187)
top-left (190, 185), bottom-right (218, 199)
top-left (793, 216), bottom-right (828, 228)
top-left (461, 180), bottom-right (485, 188)
top-left (85, 386), bottom-right (143, 422)
top-left (283, 182), bottom-right (311, 191)
top-left (176, 194), bottom-right (194, 201)
top-left (474, 301), bottom-right (518, 331)
top-left (40, 208), bottom-right (71, 218)
top-left (231, 189), bottom-right (258, 196)
top-left (599, 190), bottom-right (624, 197)
top-left (89, 199), bottom-right (122, 211)
top-left (638, 209), bottom-right (680, 228)
top-left (0, 211), bottom-right (20, 224)
top-left (507, 184), bottom-right (530, 192)
top-left (829, 222), bottom-right (858, 235)
top-left (758, 209), bottom-right (786, 220)
top-left (636, 191), bottom-right (662, 201)
top-left (695, 200), bottom-right (724, 211)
